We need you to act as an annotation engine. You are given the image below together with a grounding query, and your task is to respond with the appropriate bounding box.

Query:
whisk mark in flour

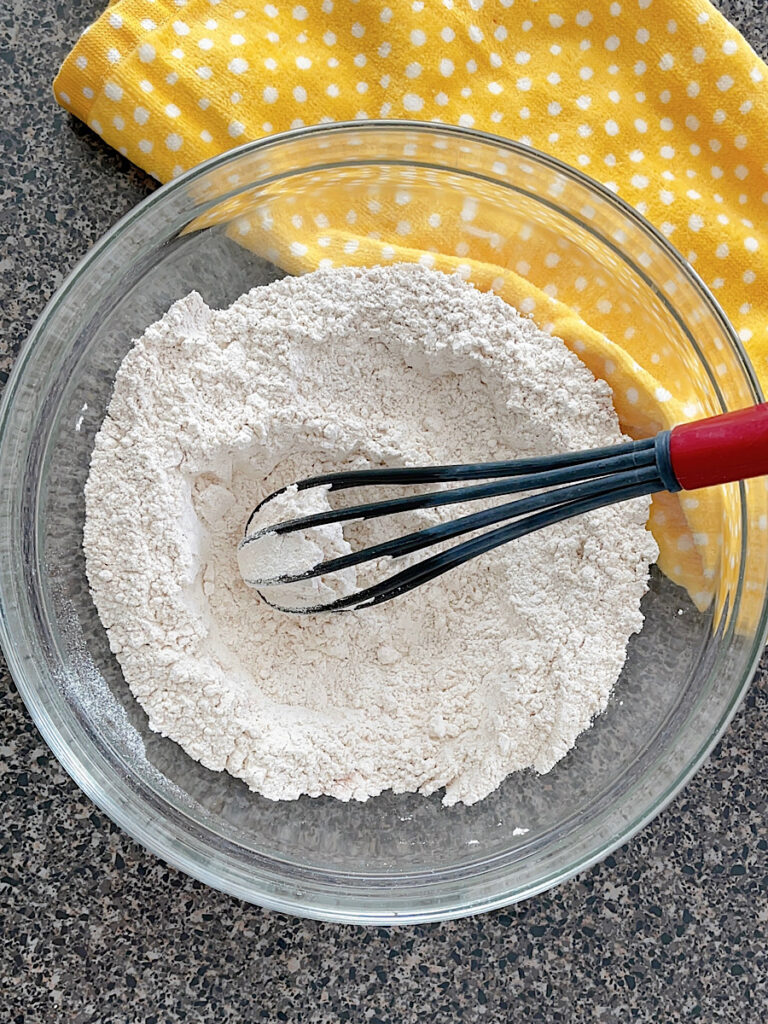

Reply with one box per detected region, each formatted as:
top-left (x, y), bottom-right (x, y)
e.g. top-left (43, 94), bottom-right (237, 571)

top-left (84, 265), bottom-right (657, 806)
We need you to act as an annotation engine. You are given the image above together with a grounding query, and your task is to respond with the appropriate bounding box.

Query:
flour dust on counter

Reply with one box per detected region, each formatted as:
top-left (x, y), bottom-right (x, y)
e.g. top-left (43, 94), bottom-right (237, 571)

top-left (83, 264), bottom-right (657, 807)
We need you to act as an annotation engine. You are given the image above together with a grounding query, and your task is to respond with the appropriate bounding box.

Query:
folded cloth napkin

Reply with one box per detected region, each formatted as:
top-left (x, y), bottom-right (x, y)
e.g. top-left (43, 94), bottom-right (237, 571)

top-left (55, 0), bottom-right (768, 623)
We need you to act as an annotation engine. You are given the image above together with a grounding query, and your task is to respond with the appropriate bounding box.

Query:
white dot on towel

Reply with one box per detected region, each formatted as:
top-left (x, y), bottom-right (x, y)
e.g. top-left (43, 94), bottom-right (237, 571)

top-left (165, 133), bottom-right (183, 150)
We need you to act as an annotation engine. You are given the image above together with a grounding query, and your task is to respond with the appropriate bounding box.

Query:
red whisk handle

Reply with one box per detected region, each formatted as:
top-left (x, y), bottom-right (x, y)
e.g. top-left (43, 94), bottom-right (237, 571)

top-left (668, 402), bottom-right (768, 491)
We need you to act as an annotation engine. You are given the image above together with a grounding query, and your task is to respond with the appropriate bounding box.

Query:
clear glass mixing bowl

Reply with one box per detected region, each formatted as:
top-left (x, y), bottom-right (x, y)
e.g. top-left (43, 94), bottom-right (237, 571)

top-left (2, 123), bottom-right (767, 924)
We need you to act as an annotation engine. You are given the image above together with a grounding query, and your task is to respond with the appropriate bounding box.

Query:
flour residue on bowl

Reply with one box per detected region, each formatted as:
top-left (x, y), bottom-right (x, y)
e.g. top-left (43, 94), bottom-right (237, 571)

top-left (83, 264), bottom-right (657, 806)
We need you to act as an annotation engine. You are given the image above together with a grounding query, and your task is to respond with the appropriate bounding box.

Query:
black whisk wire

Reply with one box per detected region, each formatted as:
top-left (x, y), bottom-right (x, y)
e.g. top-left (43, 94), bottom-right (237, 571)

top-left (260, 476), bottom-right (660, 613)
top-left (243, 435), bottom-right (672, 614)
top-left (243, 440), bottom-right (659, 539)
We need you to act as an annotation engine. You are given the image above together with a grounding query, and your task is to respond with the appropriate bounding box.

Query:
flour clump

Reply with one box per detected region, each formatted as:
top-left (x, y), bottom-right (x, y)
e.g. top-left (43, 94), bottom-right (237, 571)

top-left (238, 484), bottom-right (358, 610)
top-left (84, 264), bottom-right (657, 806)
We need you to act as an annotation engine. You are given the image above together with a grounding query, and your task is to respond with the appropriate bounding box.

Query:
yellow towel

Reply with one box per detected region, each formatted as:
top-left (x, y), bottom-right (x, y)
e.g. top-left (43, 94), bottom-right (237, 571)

top-left (54, 0), bottom-right (768, 625)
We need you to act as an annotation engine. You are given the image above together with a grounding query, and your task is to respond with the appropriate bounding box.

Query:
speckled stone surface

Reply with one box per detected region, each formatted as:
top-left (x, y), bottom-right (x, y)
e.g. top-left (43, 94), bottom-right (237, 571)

top-left (1, 2), bottom-right (767, 1021)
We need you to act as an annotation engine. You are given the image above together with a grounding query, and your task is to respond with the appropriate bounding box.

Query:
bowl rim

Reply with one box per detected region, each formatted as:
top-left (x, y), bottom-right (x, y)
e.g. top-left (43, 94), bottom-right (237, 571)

top-left (2, 119), bottom-right (767, 924)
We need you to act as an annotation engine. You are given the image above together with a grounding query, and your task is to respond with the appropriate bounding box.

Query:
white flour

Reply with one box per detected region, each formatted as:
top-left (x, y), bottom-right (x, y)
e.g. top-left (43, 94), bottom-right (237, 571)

top-left (238, 483), bottom-right (360, 609)
top-left (84, 265), bottom-right (657, 806)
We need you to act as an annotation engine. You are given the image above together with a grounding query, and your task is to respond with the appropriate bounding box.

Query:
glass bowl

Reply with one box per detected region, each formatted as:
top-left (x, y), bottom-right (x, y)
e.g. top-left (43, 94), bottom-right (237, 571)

top-left (1, 123), bottom-right (767, 924)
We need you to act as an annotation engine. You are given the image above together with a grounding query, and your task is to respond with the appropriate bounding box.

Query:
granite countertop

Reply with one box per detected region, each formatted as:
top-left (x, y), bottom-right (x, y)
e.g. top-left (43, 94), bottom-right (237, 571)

top-left (2, 2), bottom-right (767, 1021)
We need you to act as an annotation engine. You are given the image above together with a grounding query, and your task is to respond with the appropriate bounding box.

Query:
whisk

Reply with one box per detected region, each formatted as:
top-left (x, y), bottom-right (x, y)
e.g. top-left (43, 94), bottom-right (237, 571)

top-left (239, 404), bottom-right (768, 614)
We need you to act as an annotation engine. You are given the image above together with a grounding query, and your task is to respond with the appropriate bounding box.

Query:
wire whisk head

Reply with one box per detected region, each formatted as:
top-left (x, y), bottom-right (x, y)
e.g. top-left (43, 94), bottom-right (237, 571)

top-left (238, 436), bottom-right (669, 614)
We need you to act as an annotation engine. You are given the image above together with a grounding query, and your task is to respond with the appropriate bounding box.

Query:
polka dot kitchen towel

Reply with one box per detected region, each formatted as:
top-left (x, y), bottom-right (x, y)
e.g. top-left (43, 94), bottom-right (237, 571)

top-left (55, 0), bottom-right (768, 626)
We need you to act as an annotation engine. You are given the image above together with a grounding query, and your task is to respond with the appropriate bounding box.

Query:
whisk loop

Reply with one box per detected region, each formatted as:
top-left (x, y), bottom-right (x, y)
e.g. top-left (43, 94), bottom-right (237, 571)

top-left (240, 435), bottom-right (675, 613)
top-left (238, 403), bottom-right (768, 614)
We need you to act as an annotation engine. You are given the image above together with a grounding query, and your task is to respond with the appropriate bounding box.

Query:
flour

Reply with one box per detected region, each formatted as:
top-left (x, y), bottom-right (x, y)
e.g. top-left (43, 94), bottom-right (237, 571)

top-left (84, 264), bottom-right (657, 806)
top-left (238, 484), bottom-right (359, 609)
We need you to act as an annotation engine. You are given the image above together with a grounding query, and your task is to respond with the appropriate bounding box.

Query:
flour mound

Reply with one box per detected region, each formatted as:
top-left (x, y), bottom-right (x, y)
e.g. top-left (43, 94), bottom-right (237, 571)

top-left (84, 265), bottom-right (657, 806)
